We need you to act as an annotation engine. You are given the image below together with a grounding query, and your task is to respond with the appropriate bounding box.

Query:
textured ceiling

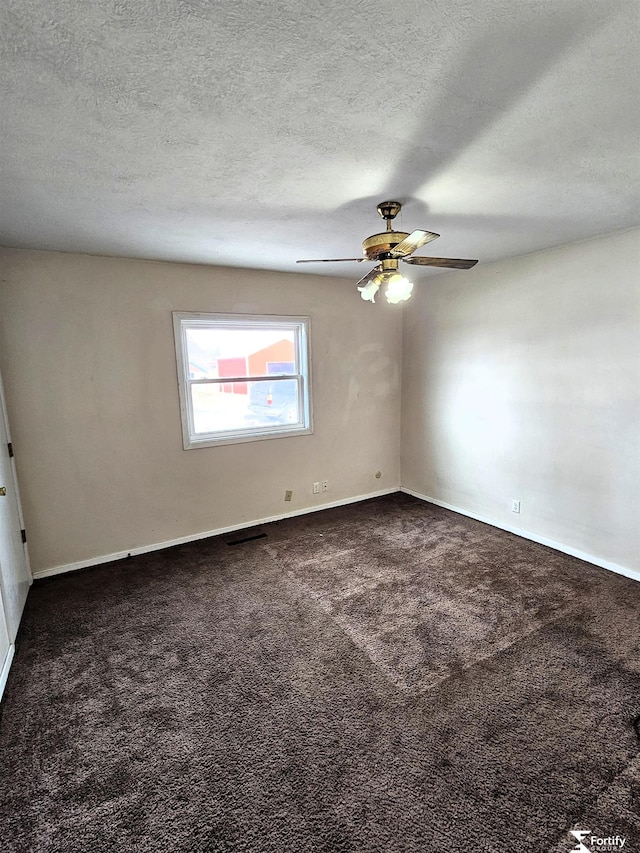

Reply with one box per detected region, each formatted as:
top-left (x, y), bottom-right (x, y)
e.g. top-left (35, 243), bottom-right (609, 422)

top-left (1, 0), bottom-right (639, 277)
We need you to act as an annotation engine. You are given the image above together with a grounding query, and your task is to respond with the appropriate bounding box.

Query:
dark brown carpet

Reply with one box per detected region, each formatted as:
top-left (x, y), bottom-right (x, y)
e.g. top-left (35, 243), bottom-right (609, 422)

top-left (1, 493), bottom-right (639, 852)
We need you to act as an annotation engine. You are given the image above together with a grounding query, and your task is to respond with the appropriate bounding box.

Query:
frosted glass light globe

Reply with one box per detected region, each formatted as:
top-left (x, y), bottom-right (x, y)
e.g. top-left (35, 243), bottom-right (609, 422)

top-left (385, 274), bottom-right (414, 304)
top-left (358, 280), bottom-right (381, 303)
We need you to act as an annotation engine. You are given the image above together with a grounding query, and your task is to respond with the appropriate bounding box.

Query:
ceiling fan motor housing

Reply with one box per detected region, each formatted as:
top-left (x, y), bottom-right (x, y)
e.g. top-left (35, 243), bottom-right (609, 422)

top-left (362, 231), bottom-right (410, 260)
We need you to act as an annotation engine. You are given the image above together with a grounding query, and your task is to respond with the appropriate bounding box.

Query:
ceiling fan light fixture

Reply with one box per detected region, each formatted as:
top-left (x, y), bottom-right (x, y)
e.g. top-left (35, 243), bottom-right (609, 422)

top-left (358, 279), bottom-right (381, 303)
top-left (384, 273), bottom-right (414, 304)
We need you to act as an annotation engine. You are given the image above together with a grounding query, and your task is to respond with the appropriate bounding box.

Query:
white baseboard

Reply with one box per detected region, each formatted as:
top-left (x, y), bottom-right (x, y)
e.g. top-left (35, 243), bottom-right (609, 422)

top-left (32, 487), bottom-right (400, 580)
top-left (32, 485), bottom-right (639, 585)
top-left (0, 644), bottom-right (15, 703)
top-left (401, 487), bottom-right (640, 584)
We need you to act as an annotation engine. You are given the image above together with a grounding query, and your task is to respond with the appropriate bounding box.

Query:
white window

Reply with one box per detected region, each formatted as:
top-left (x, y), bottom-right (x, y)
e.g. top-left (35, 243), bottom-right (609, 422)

top-left (173, 312), bottom-right (313, 449)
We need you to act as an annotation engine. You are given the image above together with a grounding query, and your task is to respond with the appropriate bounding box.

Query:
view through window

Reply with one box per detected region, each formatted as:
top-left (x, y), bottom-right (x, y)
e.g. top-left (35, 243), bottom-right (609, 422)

top-left (173, 313), bottom-right (312, 448)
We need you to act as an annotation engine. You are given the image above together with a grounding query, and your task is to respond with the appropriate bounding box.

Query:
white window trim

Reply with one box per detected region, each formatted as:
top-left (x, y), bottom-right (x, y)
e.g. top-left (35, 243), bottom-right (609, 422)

top-left (172, 312), bottom-right (313, 449)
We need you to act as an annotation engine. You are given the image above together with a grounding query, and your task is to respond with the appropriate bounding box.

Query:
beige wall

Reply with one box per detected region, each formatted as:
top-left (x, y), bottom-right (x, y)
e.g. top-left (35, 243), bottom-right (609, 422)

top-left (401, 228), bottom-right (640, 574)
top-left (0, 250), bottom-right (402, 573)
top-left (2, 230), bottom-right (638, 578)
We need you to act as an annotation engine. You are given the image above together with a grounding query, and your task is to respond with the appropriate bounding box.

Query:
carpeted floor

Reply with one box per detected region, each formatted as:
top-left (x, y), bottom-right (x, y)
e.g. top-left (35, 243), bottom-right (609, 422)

top-left (1, 492), bottom-right (639, 852)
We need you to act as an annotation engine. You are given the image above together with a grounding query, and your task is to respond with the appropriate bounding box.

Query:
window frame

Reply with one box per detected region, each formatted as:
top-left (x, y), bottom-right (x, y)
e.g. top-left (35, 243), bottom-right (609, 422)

top-left (172, 311), bottom-right (313, 449)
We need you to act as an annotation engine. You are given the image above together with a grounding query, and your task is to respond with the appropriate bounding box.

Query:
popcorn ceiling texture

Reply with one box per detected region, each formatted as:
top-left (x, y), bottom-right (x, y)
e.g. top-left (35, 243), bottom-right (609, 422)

top-left (0, 0), bottom-right (638, 272)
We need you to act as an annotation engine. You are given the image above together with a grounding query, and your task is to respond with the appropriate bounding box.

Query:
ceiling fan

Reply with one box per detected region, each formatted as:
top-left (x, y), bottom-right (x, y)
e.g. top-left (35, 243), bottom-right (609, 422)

top-left (297, 200), bottom-right (478, 304)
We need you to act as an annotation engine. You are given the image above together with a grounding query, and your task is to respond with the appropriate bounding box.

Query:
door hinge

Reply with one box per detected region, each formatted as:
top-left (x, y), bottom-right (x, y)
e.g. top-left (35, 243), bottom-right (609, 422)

top-left (21, 529), bottom-right (27, 544)
top-left (7, 442), bottom-right (14, 458)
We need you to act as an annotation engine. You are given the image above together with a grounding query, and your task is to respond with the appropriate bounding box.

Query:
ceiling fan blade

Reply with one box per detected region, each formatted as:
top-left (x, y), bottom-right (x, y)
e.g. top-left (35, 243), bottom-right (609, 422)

top-left (296, 257), bottom-right (366, 263)
top-left (403, 256), bottom-right (478, 269)
top-left (389, 230), bottom-right (440, 257)
top-left (355, 266), bottom-right (381, 288)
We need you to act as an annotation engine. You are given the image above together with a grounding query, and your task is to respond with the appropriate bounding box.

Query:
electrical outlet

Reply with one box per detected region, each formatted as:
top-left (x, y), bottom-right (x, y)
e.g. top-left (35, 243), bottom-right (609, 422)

top-left (511, 499), bottom-right (521, 513)
top-left (322, 480), bottom-right (329, 492)
top-left (285, 490), bottom-right (293, 502)
top-left (313, 482), bottom-right (320, 494)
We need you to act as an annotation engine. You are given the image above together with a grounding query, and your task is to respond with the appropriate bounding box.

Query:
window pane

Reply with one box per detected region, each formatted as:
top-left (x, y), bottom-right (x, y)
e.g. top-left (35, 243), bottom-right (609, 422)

top-left (191, 379), bottom-right (300, 434)
top-left (191, 384), bottom-right (250, 434)
top-left (246, 379), bottom-right (300, 426)
top-left (186, 328), bottom-right (297, 380)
